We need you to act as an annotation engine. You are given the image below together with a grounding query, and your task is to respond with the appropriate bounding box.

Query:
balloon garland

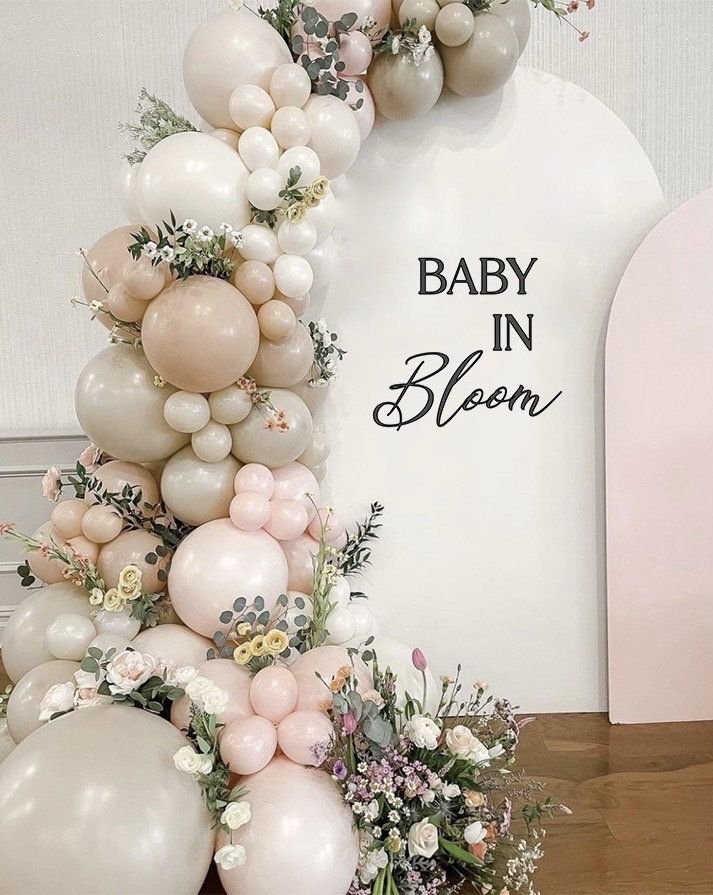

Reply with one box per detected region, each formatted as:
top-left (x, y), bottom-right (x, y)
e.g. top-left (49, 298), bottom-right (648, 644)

top-left (0, 2), bottom-right (595, 893)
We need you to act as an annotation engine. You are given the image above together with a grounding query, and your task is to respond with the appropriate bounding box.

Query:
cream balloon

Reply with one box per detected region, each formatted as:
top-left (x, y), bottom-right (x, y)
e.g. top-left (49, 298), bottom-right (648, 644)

top-left (141, 275), bottom-right (259, 393)
top-left (343, 77), bottom-right (376, 142)
top-left (238, 223), bottom-right (280, 263)
top-left (247, 323), bottom-right (314, 387)
top-left (85, 459), bottom-right (160, 513)
top-left (324, 606), bottom-right (357, 645)
top-left (208, 384), bottom-right (253, 425)
top-left (290, 373), bottom-right (331, 415)
top-left (170, 658), bottom-right (253, 732)
top-left (298, 430), bottom-right (330, 469)
top-left (104, 282), bottom-right (147, 323)
top-left (120, 163), bottom-right (143, 224)
top-left (191, 420), bottom-right (233, 463)
top-left (237, 126), bottom-right (280, 172)
top-left (399, 0), bottom-right (439, 27)
top-left (277, 219), bottom-right (318, 256)
top-left (131, 624), bottom-right (212, 668)
top-left (121, 255), bottom-right (166, 302)
top-left (230, 388), bottom-right (313, 468)
top-left (161, 446), bottom-right (240, 526)
top-left (228, 84), bottom-right (275, 130)
top-left (168, 520), bottom-right (289, 637)
top-left (136, 132), bottom-right (251, 232)
top-left (369, 49), bottom-right (444, 120)
top-left (209, 127), bottom-right (241, 151)
top-left (6, 659), bottom-right (80, 743)
top-left (50, 498), bottom-right (87, 540)
top-left (304, 95), bottom-right (361, 179)
top-left (0, 706), bottom-right (214, 895)
top-left (44, 613), bottom-right (97, 661)
top-left (275, 145), bottom-right (321, 187)
top-left (435, 3), bottom-right (475, 46)
top-left (258, 299), bottom-right (297, 342)
top-left (339, 30), bottom-right (373, 75)
top-left (490, 0), bottom-right (531, 55)
top-left (273, 254), bottom-right (314, 298)
top-left (163, 391), bottom-right (211, 434)
top-left (305, 238), bottom-right (336, 292)
top-left (1, 583), bottom-right (94, 683)
top-left (94, 606), bottom-right (141, 641)
top-left (80, 226), bottom-right (138, 306)
top-left (183, 8), bottom-right (292, 129)
top-left (440, 12), bottom-right (519, 97)
top-left (246, 167), bottom-right (285, 211)
top-left (269, 63), bottom-right (312, 109)
top-left (75, 345), bottom-right (189, 462)
top-left (271, 106), bottom-right (311, 149)
top-left (87, 632), bottom-right (133, 655)
top-left (97, 529), bottom-right (166, 594)
top-left (80, 504), bottom-right (124, 544)
top-left (0, 720), bottom-right (15, 765)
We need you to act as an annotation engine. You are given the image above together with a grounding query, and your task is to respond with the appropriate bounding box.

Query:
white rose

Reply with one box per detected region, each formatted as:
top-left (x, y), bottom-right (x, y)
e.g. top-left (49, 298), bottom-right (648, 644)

top-left (39, 681), bottom-right (75, 721)
top-left (173, 745), bottom-right (213, 776)
top-left (74, 668), bottom-right (102, 689)
top-left (443, 783), bottom-right (461, 800)
top-left (106, 650), bottom-right (157, 695)
top-left (464, 821), bottom-right (487, 846)
top-left (214, 844), bottom-right (247, 870)
top-left (403, 714), bottom-right (440, 750)
top-left (200, 684), bottom-right (229, 716)
top-left (221, 800), bottom-right (251, 830)
top-left (169, 665), bottom-right (198, 687)
top-left (445, 725), bottom-right (491, 764)
top-left (407, 819), bottom-right (439, 859)
top-left (185, 675), bottom-right (212, 704)
top-left (421, 789), bottom-right (435, 804)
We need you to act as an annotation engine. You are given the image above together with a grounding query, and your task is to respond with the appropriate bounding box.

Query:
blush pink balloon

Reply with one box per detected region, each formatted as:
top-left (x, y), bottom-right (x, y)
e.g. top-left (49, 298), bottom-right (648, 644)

top-left (343, 77), bottom-right (375, 142)
top-left (339, 31), bottom-right (373, 76)
top-left (277, 710), bottom-right (335, 766)
top-left (27, 523), bottom-right (68, 585)
top-left (290, 645), bottom-right (372, 712)
top-left (264, 499), bottom-right (309, 541)
top-left (307, 507), bottom-right (345, 545)
top-left (249, 666), bottom-right (299, 723)
top-left (171, 658), bottom-right (253, 732)
top-left (234, 463), bottom-right (275, 498)
top-left (220, 715), bottom-right (278, 775)
top-left (279, 532), bottom-right (320, 593)
top-left (271, 462), bottom-right (320, 522)
top-left (229, 491), bottom-right (271, 531)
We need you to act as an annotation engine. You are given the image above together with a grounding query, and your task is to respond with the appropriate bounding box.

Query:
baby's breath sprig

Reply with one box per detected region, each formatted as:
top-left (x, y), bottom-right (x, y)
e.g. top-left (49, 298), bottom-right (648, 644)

top-left (121, 88), bottom-right (197, 165)
top-left (308, 319), bottom-right (346, 386)
top-left (250, 168), bottom-right (330, 228)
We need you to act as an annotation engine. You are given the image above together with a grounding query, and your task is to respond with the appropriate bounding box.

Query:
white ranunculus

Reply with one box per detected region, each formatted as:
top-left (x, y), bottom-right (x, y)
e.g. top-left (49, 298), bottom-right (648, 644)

top-left (403, 714), bottom-right (440, 750)
top-left (445, 725), bottom-right (491, 765)
top-left (214, 844), bottom-right (247, 870)
top-left (464, 821), bottom-right (487, 846)
top-left (38, 681), bottom-right (75, 721)
top-left (185, 674), bottom-right (212, 704)
top-left (407, 818), bottom-right (439, 859)
top-left (74, 668), bottom-right (102, 689)
top-left (442, 783), bottom-right (461, 800)
top-left (201, 684), bottom-right (229, 716)
top-left (105, 650), bottom-right (157, 695)
top-left (221, 800), bottom-right (251, 831)
top-left (173, 745), bottom-right (213, 776)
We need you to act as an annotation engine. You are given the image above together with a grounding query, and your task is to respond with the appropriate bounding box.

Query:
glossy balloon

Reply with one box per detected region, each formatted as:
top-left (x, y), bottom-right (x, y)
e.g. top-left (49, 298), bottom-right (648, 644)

top-left (290, 645), bottom-right (371, 712)
top-left (247, 324), bottom-right (314, 387)
top-left (81, 504), bottom-right (124, 544)
top-left (6, 659), bottom-right (79, 743)
top-left (304, 95), bottom-right (361, 179)
top-left (94, 606), bottom-right (141, 641)
top-left (369, 49), bottom-right (444, 120)
top-left (81, 226), bottom-right (138, 306)
top-left (26, 522), bottom-right (68, 584)
top-left (219, 714), bottom-right (278, 775)
top-left (209, 384), bottom-right (254, 425)
top-left (85, 460), bottom-right (160, 513)
top-left (163, 391), bottom-right (211, 434)
top-left (44, 613), bottom-right (97, 660)
top-left (269, 63), bottom-right (313, 109)
top-left (230, 388), bottom-right (313, 468)
top-left (131, 624), bottom-right (212, 668)
top-left (277, 710), bottom-right (335, 765)
top-left (490, 0), bottom-right (531, 54)
top-left (272, 462), bottom-right (320, 521)
top-left (249, 665), bottom-right (299, 722)
top-left (50, 498), bottom-right (87, 540)
top-left (192, 420), bottom-right (233, 463)
top-left (440, 12), bottom-right (519, 97)
top-left (161, 446), bottom-right (240, 526)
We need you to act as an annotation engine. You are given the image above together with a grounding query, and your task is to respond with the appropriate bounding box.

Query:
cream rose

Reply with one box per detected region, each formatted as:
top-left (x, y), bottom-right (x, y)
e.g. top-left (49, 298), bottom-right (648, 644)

top-left (407, 818), bottom-right (439, 859)
top-left (403, 714), bottom-right (440, 750)
top-left (464, 789), bottom-right (486, 809)
top-left (173, 745), bottom-right (213, 776)
top-left (102, 588), bottom-right (124, 612)
top-left (445, 725), bottom-right (491, 764)
top-left (201, 684), bottom-right (229, 716)
top-left (221, 800), bottom-right (251, 830)
top-left (117, 564), bottom-right (143, 599)
top-left (38, 681), bottom-right (75, 721)
top-left (213, 844), bottom-right (247, 871)
top-left (464, 821), bottom-right (487, 846)
top-left (106, 649), bottom-right (156, 695)
top-left (168, 665), bottom-right (198, 687)
top-left (442, 783), bottom-right (461, 800)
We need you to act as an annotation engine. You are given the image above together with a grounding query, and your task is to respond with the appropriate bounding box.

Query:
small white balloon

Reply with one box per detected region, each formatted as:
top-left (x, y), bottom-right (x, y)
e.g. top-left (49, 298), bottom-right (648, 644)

top-left (44, 614), bottom-right (97, 661)
top-left (163, 391), bottom-right (212, 434)
top-left (271, 106), bottom-right (311, 149)
top-left (325, 606), bottom-right (357, 645)
top-left (273, 254), bottom-right (314, 298)
top-left (277, 219), bottom-right (318, 256)
top-left (238, 126), bottom-right (280, 172)
top-left (228, 84), bottom-right (275, 130)
top-left (247, 168), bottom-right (286, 211)
top-left (269, 63), bottom-right (312, 109)
top-left (239, 223), bottom-right (281, 263)
top-left (94, 606), bottom-right (141, 641)
top-left (276, 146), bottom-right (321, 187)
top-left (305, 237), bottom-right (336, 291)
top-left (192, 420), bottom-right (233, 463)
top-left (306, 191), bottom-right (337, 244)
top-left (209, 385), bottom-right (253, 425)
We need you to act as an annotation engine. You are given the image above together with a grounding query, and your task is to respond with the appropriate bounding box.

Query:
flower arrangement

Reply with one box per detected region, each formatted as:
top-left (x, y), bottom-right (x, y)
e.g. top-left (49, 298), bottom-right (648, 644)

top-left (378, 21), bottom-right (436, 67)
top-left (309, 318), bottom-right (347, 386)
top-left (250, 165), bottom-right (331, 227)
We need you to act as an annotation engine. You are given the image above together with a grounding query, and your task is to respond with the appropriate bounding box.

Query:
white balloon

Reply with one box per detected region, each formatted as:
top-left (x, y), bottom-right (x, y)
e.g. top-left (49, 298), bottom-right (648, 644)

top-left (94, 606), bottom-right (141, 641)
top-left (325, 606), bottom-right (357, 645)
top-left (349, 601), bottom-right (376, 637)
top-left (330, 576), bottom-right (351, 608)
top-left (120, 162), bottom-right (143, 222)
top-left (136, 131), bottom-right (250, 232)
top-left (192, 420), bottom-right (233, 463)
top-left (277, 219), bottom-right (318, 256)
top-left (269, 63), bottom-right (312, 109)
top-left (239, 223), bottom-right (280, 263)
top-left (271, 106), bottom-right (311, 149)
top-left (246, 167), bottom-right (285, 211)
top-left (273, 254), bottom-right (314, 298)
top-left (238, 127), bottom-right (280, 172)
top-left (44, 614), bottom-right (97, 661)
top-left (229, 84), bottom-right (275, 131)
top-left (304, 95), bottom-right (361, 179)
top-left (161, 446), bottom-right (240, 526)
top-left (132, 624), bottom-right (212, 668)
top-left (307, 191), bottom-right (337, 244)
top-left (276, 146), bottom-right (321, 187)
top-left (6, 660), bottom-right (80, 743)
top-left (163, 391), bottom-right (211, 434)
top-left (305, 237), bottom-right (336, 291)
top-left (0, 719), bottom-right (15, 765)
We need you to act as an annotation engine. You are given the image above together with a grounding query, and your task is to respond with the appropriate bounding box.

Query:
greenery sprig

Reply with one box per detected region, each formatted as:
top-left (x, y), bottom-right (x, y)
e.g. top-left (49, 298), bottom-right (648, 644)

top-left (121, 88), bottom-right (197, 165)
top-left (250, 167), bottom-right (331, 228)
top-left (338, 501), bottom-right (384, 576)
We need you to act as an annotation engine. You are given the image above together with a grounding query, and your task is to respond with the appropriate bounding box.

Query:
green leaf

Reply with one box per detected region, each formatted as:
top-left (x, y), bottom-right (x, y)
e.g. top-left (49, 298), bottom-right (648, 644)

top-left (81, 657), bottom-right (99, 673)
top-left (439, 838), bottom-right (482, 866)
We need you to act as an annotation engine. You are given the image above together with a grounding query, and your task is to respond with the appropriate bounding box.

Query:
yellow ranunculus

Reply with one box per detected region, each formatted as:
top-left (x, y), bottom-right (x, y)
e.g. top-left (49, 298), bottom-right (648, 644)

top-left (266, 629), bottom-right (289, 655)
top-left (117, 564), bottom-right (143, 599)
top-left (311, 176), bottom-right (330, 199)
top-left (287, 203), bottom-right (305, 222)
top-left (237, 622), bottom-right (252, 636)
top-left (103, 588), bottom-right (125, 612)
top-left (233, 644), bottom-right (252, 666)
top-left (249, 635), bottom-right (268, 657)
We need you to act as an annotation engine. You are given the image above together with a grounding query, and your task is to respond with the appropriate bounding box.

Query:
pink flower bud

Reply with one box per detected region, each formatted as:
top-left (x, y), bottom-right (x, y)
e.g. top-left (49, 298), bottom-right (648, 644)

top-left (342, 711), bottom-right (357, 734)
top-left (411, 648), bottom-right (427, 671)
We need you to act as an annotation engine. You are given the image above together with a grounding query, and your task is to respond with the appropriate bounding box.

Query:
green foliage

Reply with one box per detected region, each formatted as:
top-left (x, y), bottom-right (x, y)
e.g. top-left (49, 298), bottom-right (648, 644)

top-left (339, 501), bottom-right (384, 576)
top-left (121, 88), bottom-right (197, 165)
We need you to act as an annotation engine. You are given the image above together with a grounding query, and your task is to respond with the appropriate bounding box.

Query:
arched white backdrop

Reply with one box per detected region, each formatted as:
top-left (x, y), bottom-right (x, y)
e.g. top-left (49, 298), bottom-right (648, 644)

top-left (323, 69), bottom-right (664, 712)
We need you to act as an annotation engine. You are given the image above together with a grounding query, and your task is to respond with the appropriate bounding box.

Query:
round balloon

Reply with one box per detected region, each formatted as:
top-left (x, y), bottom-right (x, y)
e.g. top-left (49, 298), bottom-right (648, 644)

top-left (280, 531), bottom-right (320, 593)
top-left (440, 12), bottom-right (519, 97)
top-left (249, 665), bottom-right (299, 723)
top-left (230, 388), bottom-right (313, 469)
top-left (81, 226), bottom-right (138, 306)
top-left (490, 0), bottom-right (531, 55)
top-left (271, 462), bottom-right (320, 521)
top-left (50, 498), bottom-right (87, 540)
top-left (171, 658), bottom-right (253, 732)
top-left (277, 710), bottom-right (334, 765)
top-left (26, 521), bottom-right (68, 585)
top-left (304, 95), bottom-right (361, 179)
top-left (219, 714), bottom-right (278, 776)
top-left (6, 659), bottom-right (80, 743)
top-left (369, 49), bottom-right (444, 120)
top-left (97, 529), bottom-right (166, 594)
top-left (44, 613), bottom-right (97, 660)
top-left (75, 345), bottom-right (189, 462)
top-left (161, 446), bottom-right (241, 526)
top-left (290, 645), bottom-right (372, 712)
top-left (0, 706), bottom-right (213, 894)
top-left (247, 323), bottom-right (314, 387)
top-left (131, 624), bottom-right (212, 668)
top-left (168, 519), bottom-right (289, 637)
top-left (85, 460), bottom-right (160, 514)
top-left (0, 720), bottom-right (14, 765)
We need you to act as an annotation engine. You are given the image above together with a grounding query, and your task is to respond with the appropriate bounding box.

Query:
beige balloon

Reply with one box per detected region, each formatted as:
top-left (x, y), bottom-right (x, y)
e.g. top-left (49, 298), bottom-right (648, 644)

top-left (27, 522), bottom-right (67, 585)
top-left (6, 659), bottom-right (79, 743)
top-left (490, 0), bottom-right (531, 55)
top-left (121, 255), bottom-right (166, 302)
top-left (258, 299), bottom-right (297, 343)
top-left (81, 226), bottom-right (139, 306)
top-left (230, 388), bottom-right (314, 468)
top-left (440, 12), bottom-right (519, 97)
top-left (1, 583), bottom-right (93, 684)
top-left (290, 374), bottom-right (330, 415)
top-left (161, 446), bottom-right (241, 526)
top-left (0, 706), bottom-right (214, 895)
top-left (50, 499), bottom-right (87, 540)
top-left (103, 283), bottom-right (147, 323)
top-left (208, 385), bottom-right (253, 425)
top-left (66, 535), bottom-right (100, 565)
top-left (435, 3), bottom-right (475, 47)
top-left (97, 529), bottom-right (166, 594)
top-left (141, 276), bottom-right (260, 393)
top-left (368, 49), bottom-right (444, 120)
top-left (232, 259), bottom-right (276, 306)
top-left (398, 0), bottom-right (439, 27)
top-left (191, 420), bottom-right (233, 463)
top-left (75, 345), bottom-right (189, 463)
top-left (0, 720), bottom-right (15, 765)
top-left (131, 624), bottom-right (213, 668)
top-left (298, 429), bottom-right (330, 468)
top-left (85, 459), bottom-right (161, 516)
top-left (81, 505), bottom-right (124, 544)
top-left (247, 323), bottom-right (314, 388)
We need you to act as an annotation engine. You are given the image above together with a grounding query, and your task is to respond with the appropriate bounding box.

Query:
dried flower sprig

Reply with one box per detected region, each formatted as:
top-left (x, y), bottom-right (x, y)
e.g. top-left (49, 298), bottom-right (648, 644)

top-left (308, 319), bottom-right (347, 386)
top-left (121, 88), bottom-right (197, 165)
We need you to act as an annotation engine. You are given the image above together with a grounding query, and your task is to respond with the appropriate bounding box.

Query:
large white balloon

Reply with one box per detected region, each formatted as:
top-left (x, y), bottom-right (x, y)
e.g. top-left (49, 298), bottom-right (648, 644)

top-left (304, 95), bottom-right (361, 179)
top-left (6, 659), bottom-right (79, 743)
top-left (0, 706), bottom-right (214, 894)
top-left (136, 131), bottom-right (251, 232)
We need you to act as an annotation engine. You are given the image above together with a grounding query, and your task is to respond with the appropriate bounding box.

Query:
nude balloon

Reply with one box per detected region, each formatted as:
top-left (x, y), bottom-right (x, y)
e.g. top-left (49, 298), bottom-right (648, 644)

top-left (6, 659), bottom-right (80, 743)
top-left (298, 431), bottom-right (330, 470)
top-left (249, 665), bottom-right (299, 723)
top-left (280, 532), bottom-right (320, 593)
top-left (141, 276), bottom-right (259, 393)
top-left (490, 0), bottom-right (531, 54)
top-left (50, 498), bottom-right (87, 540)
top-left (440, 12), bottom-right (519, 97)
top-left (168, 520), bottom-right (288, 637)
top-left (163, 391), bottom-right (211, 434)
top-left (258, 300), bottom-right (297, 342)
top-left (121, 255), bottom-right (166, 301)
top-left (287, 376), bottom-right (327, 417)
top-left (161, 446), bottom-right (240, 526)
top-left (229, 491), bottom-right (271, 530)
top-left (97, 530), bottom-right (166, 593)
top-left (26, 522), bottom-right (68, 585)
top-left (232, 259), bottom-right (275, 305)
top-left (238, 224), bottom-right (280, 264)
top-left (81, 505), bottom-right (124, 544)
top-left (272, 462), bottom-right (320, 522)
top-left (304, 95), bottom-right (361, 179)
top-left (277, 710), bottom-right (335, 765)
top-left (191, 420), bottom-right (233, 463)
top-left (247, 323), bottom-right (314, 387)
top-left (230, 388), bottom-right (313, 468)
top-left (369, 49), bottom-right (444, 120)
top-left (343, 77), bottom-right (375, 142)
top-left (269, 63), bottom-right (312, 109)
top-left (66, 535), bottom-right (100, 566)
top-left (94, 606), bottom-right (141, 641)
top-left (183, 8), bottom-right (292, 129)
top-left (290, 645), bottom-right (372, 712)
top-left (209, 385), bottom-right (253, 425)
top-left (131, 624), bottom-right (212, 668)
top-left (234, 463), bottom-right (275, 497)
top-left (85, 460), bottom-right (160, 514)
top-left (171, 658), bottom-right (253, 732)
top-left (75, 345), bottom-right (190, 462)
top-left (219, 715), bottom-right (277, 775)
top-left (44, 613), bottom-right (97, 660)
top-left (81, 226), bottom-right (138, 306)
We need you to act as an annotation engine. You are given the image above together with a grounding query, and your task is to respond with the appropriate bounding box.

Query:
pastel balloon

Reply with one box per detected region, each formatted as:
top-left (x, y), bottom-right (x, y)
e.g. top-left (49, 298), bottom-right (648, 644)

top-left (229, 84), bottom-right (275, 130)
top-left (208, 384), bottom-right (253, 425)
top-left (1, 583), bottom-right (94, 683)
top-left (435, 2), bottom-right (475, 46)
top-left (85, 460), bottom-right (160, 513)
top-left (163, 391), bottom-right (211, 434)
top-left (370, 635), bottom-right (440, 713)
top-left (258, 300), bottom-right (297, 342)
top-left (219, 714), bottom-right (277, 775)
top-left (279, 291), bottom-right (311, 317)
top-left (229, 491), bottom-right (271, 531)
top-left (81, 504), bottom-right (124, 544)
top-left (66, 535), bottom-right (100, 565)
top-left (272, 462), bottom-right (320, 521)
top-left (81, 225), bottom-right (137, 306)
top-left (280, 532), bottom-right (320, 593)
top-left (339, 31), bottom-right (373, 75)
top-left (121, 256), bottom-right (166, 301)
top-left (0, 706), bottom-right (213, 895)
top-left (343, 77), bottom-right (375, 142)
top-left (232, 259), bottom-right (276, 306)
top-left (269, 63), bottom-right (312, 109)
top-left (328, 576), bottom-right (351, 608)
top-left (273, 254), bottom-right (314, 299)
top-left (183, 8), bottom-right (291, 128)
top-left (247, 324), bottom-right (315, 387)
top-left (399, 0), bottom-right (439, 27)
top-left (168, 520), bottom-right (288, 637)
top-left (309, 0), bottom-right (391, 37)
top-left (238, 223), bottom-right (280, 263)
top-left (0, 720), bottom-right (15, 765)
top-left (88, 632), bottom-right (134, 655)
top-left (136, 131), bottom-right (251, 232)
top-left (238, 126), bottom-right (280, 172)
top-left (271, 106), bottom-right (311, 149)
top-left (490, 0), bottom-right (531, 54)
top-left (50, 498), bottom-right (87, 540)
top-left (234, 463), bottom-right (275, 497)
top-left (265, 499), bottom-right (309, 540)
top-left (325, 606), bottom-right (356, 645)
top-left (209, 127), bottom-right (241, 150)
top-left (304, 95), bottom-right (361, 179)
top-left (292, 645), bottom-right (371, 713)
top-left (275, 145), bottom-right (321, 187)
top-left (120, 162), bottom-right (143, 224)
top-left (298, 430), bottom-right (330, 469)
top-left (94, 606), bottom-right (141, 641)
top-left (104, 282), bottom-right (147, 323)
top-left (171, 658), bottom-right (253, 732)
top-left (192, 420), bottom-right (233, 463)
top-left (131, 624), bottom-right (212, 668)
top-left (6, 660), bottom-right (80, 743)
top-left (141, 276), bottom-right (259, 393)
top-left (230, 388), bottom-right (313, 468)
top-left (97, 529), bottom-right (166, 593)
top-left (44, 613), bottom-right (97, 661)
top-left (246, 167), bottom-right (284, 211)
top-left (249, 665), bottom-right (299, 722)
top-left (349, 601), bottom-right (377, 638)
top-left (277, 710), bottom-right (334, 765)
top-left (161, 446), bottom-right (240, 526)
top-left (308, 506), bottom-right (345, 544)
top-left (440, 12), bottom-right (519, 97)
top-left (277, 220), bottom-right (318, 256)
top-left (75, 345), bottom-right (190, 462)
top-left (368, 49), bottom-right (444, 120)
top-left (305, 238), bottom-right (336, 292)
top-left (307, 190), bottom-right (337, 244)
top-left (26, 522), bottom-right (67, 585)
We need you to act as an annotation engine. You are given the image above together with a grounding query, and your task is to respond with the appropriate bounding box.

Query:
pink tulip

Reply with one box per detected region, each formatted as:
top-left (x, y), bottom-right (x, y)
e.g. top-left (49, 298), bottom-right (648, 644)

top-left (411, 648), bottom-right (427, 672)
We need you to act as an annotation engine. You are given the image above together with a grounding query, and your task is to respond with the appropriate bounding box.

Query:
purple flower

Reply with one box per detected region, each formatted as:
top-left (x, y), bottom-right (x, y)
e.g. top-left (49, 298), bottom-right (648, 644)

top-left (411, 647), bottom-right (427, 671)
top-left (333, 759), bottom-right (347, 781)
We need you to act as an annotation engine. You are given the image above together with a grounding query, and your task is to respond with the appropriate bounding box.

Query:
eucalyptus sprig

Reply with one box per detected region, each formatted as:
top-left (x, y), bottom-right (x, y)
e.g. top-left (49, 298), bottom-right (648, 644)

top-left (290, 7), bottom-right (357, 101)
top-left (258, 0), bottom-right (302, 43)
top-left (121, 88), bottom-right (197, 165)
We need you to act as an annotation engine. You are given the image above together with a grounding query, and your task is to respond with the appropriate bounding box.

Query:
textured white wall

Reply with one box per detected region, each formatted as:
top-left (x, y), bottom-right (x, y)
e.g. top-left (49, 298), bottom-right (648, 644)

top-left (0, 0), bottom-right (711, 432)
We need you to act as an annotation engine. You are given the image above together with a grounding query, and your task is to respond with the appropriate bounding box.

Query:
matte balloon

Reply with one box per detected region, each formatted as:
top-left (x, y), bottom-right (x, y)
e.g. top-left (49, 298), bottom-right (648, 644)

top-left (277, 219), bottom-right (318, 256)
top-left (232, 259), bottom-right (276, 305)
top-left (192, 420), bottom-right (233, 463)
top-left (85, 459), bottom-right (160, 513)
top-left (230, 388), bottom-right (313, 468)
top-left (163, 391), bottom-right (211, 433)
top-left (219, 714), bottom-right (277, 775)
top-left (277, 710), bottom-right (335, 765)
top-left (229, 491), bottom-right (271, 530)
top-left (0, 720), bottom-right (15, 765)
top-left (1, 583), bottom-right (94, 683)
top-left (50, 498), bottom-right (87, 540)
top-left (279, 290), bottom-right (311, 316)
top-left (97, 529), bottom-right (166, 593)
top-left (275, 145), bottom-right (321, 187)
top-left (247, 167), bottom-right (285, 211)
top-left (75, 345), bottom-right (189, 462)
top-left (238, 223), bottom-right (280, 263)
top-left (94, 606), bottom-right (141, 641)
top-left (290, 373), bottom-right (330, 415)
top-left (168, 520), bottom-right (288, 637)
top-left (88, 632), bottom-right (133, 655)
top-left (304, 95), bottom-right (361, 179)
top-left (210, 127), bottom-right (241, 150)
top-left (342, 77), bottom-right (376, 142)
top-left (141, 276), bottom-right (259, 393)
top-left (298, 430), bottom-right (330, 469)
top-left (290, 645), bottom-right (371, 711)
top-left (25, 522), bottom-right (67, 584)
top-left (131, 624), bottom-right (212, 668)
top-left (249, 665), bottom-right (299, 722)
top-left (265, 499), bottom-right (309, 540)
top-left (171, 658), bottom-right (253, 732)
top-left (339, 31), bottom-right (373, 75)
top-left (280, 532), bottom-right (320, 593)
top-left (435, 2), bottom-right (475, 46)
top-left (307, 190), bottom-right (337, 244)
top-left (325, 606), bottom-right (357, 645)
top-left (0, 706), bottom-right (213, 895)
top-left (208, 384), bottom-right (253, 425)
top-left (399, 0), bottom-right (439, 27)
top-left (238, 126), bottom-right (280, 172)
top-left (490, 0), bottom-right (531, 54)
top-left (161, 446), bottom-right (241, 526)
top-left (308, 0), bottom-right (391, 37)
top-left (234, 462), bottom-right (275, 497)
top-left (122, 256), bottom-right (166, 301)
top-left (81, 226), bottom-right (138, 306)
top-left (44, 613), bottom-right (97, 660)
top-left (228, 84), bottom-right (276, 130)
top-left (269, 63), bottom-right (312, 109)
top-left (308, 506), bottom-right (345, 544)
top-left (104, 282), bottom-right (147, 323)
top-left (273, 254), bottom-right (314, 299)
top-left (247, 324), bottom-right (314, 387)
top-left (6, 659), bottom-right (80, 743)
top-left (271, 106), bottom-right (311, 149)
top-left (369, 49), bottom-right (444, 120)
top-left (81, 504), bottom-right (124, 543)
top-left (66, 535), bottom-right (100, 566)
top-left (272, 462), bottom-right (321, 521)
top-left (258, 299), bottom-right (297, 342)
top-left (440, 12), bottom-right (519, 97)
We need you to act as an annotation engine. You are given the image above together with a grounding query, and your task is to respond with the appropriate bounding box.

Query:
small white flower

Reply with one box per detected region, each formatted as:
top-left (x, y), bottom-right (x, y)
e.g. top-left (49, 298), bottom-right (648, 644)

top-left (196, 225), bottom-right (214, 242)
top-left (407, 818), bottom-right (439, 859)
top-left (173, 745), bottom-right (213, 776)
top-left (403, 714), bottom-right (440, 750)
top-left (106, 650), bottom-right (157, 695)
top-left (230, 231), bottom-right (245, 249)
top-left (201, 685), bottom-right (229, 716)
top-left (89, 300), bottom-right (103, 312)
top-left (170, 665), bottom-right (198, 687)
top-left (221, 800), bottom-right (251, 830)
top-left (442, 783), bottom-right (461, 800)
top-left (390, 35), bottom-right (401, 54)
top-left (181, 219), bottom-right (198, 234)
top-left (185, 675), bottom-right (212, 703)
top-left (39, 681), bottom-right (75, 721)
top-left (214, 844), bottom-right (247, 870)
top-left (359, 847), bottom-right (388, 884)
top-left (464, 821), bottom-right (487, 846)
top-left (418, 25), bottom-right (431, 45)
top-left (159, 245), bottom-right (175, 262)
top-left (145, 241), bottom-right (158, 258)
top-left (219, 222), bottom-right (234, 233)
